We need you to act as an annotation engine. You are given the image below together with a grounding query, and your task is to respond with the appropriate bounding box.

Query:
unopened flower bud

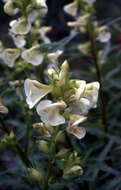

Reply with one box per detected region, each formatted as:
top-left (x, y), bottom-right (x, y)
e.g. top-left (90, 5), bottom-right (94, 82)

top-left (64, 165), bottom-right (83, 176)
top-left (55, 130), bottom-right (66, 143)
top-left (2, 132), bottom-right (17, 147)
top-left (57, 148), bottom-right (70, 159)
top-left (38, 140), bottom-right (49, 154)
top-left (28, 168), bottom-right (42, 181)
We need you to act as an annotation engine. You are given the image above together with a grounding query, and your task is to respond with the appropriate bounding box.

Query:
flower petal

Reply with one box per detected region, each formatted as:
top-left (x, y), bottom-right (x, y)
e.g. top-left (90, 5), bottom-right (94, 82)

top-left (24, 79), bottom-right (52, 109)
top-left (67, 126), bottom-right (86, 140)
top-left (10, 18), bottom-right (31, 35)
top-left (84, 82), bottom-right (100, 108)
top-left (11, 34), bottom-right (26, 48)
top-left (70, 98), bottom-right (90, 115)
top-left (36, 100), bottom-right (66, 126)
top-left (21, 45), bottom-right (43, 65)
top-left (0, 48), bottom-right (20, 67)
top-left (64, 2), bottom-right (78, 16)
top-left (74, 80), bottom-right (86, 100)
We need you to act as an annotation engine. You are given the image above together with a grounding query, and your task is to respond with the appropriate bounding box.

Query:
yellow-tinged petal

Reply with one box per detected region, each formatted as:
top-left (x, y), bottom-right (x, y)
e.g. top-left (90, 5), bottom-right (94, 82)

top-left (10, 18), bottom-right (31, 35)
top-left (21, 45), bottom-right (43, 66)
top-left (24, 79), bottom-right (52, 109)
top-left (84, 82), bottom-right (100, 108)
top-left (64, 1), bottom-right (78, 16)
top-left (0, 48), bottom-right (20, 67)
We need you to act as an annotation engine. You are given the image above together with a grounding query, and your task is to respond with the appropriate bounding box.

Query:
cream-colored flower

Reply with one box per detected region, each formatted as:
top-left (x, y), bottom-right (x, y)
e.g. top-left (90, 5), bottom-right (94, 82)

top-left (0, 99), bottom-right (8, 114)
top-left (67, 14), bottom-right (89, 33)
top-left (73, 80), bottom-right (86, 100)
top-left (40, 26), bottom-right (51, 43)
top-left (21, 45), bottom-right (43, 66)
top-left (70, 98), bottom-right (90, 115)
top-left (84, 82), bottom-right (100, 108)
top-left (97, 26), bottom-right (111, 43)
top-left (11, 35), bottom-right (26, 48)
top-left (33, 122), bottom-right (51, 137)
top-left (24, 79), bottom-right (52, 109)
top-left (47, 50), bottom-right (63, 64)
top-left (10, 18), bottom-right (31, 35)
top-left (37, 100), bottom-right (66, 126)
top-left (64, 1), bottom-right (78, 17)
top-left (35, 0), bottom-right (48, 15)
top-left (67, 114), bottom-right (87, 139)
top-left (0, 48), bottom-right (20, 67)
top-left (78, 42), bottom-right (90, 55)
top-left (4, 0), bottom-right (19, 15)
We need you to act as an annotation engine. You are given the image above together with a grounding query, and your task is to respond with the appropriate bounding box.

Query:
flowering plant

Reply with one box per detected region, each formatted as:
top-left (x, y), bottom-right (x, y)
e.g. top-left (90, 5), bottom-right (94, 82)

top-left (0, 0), bottom-right (120, 189)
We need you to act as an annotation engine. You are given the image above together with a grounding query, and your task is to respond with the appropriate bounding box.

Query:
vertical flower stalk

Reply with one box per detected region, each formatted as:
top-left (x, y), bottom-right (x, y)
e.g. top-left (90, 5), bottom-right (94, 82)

top-left (87, 18), bottom-right (108, 132)
top-left (43, 126), bottom-right (59, 190)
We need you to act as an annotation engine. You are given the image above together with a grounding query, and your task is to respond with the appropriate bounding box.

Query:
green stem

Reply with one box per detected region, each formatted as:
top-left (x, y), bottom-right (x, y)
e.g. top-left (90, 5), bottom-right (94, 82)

top-left (15, 143), bottom-right (32, 167)
top-left (43, 126), bottom-right (59, 190)
top-left (38, 64), bottom-right (45, 83)
top-left (87, 19), bottom-right (108, 133)
top-left (24, 116), bottom-right (31, 155)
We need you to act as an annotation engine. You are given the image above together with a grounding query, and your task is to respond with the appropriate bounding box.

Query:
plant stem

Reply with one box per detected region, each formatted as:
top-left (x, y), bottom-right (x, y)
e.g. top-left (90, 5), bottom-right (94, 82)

top-left (15, 143), bottom-right (32, 167)
top-left (43, 126), bottom-right (59, 190)
top-left (24, 116), bottom-right (31, 155)
top-left (87, 20), bottom-right (108, 133)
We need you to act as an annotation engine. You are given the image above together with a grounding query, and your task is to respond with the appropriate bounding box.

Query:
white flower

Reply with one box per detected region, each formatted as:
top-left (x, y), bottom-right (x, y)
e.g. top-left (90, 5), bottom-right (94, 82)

top-left (47, 50), bottom-right (63, 64)
top-left (10, 18), bottom-right (31, 35)
top-left (64, 1), bottom-right (78, 17)
top-left (97, 26), bottom-right (111, 43)
top-left (24, 79), bottom-right (52, 109)
top-left (0, 48), bottom-right (20, 67)
top-left (40, 26), bottom-right (51, 43)
top-left (73, 80), bottom-right (86, 100)
top-left (35, 0), bottom-right (48, 15)
top-left (70, 81), bottom-right (100, 115)
top-left (78, 42), bottom-right (90, 55)
top-left (4, 0), bottom-right (19, 15)
top-left (67, 114), bottom-right (87, 139)
top-left (67, 14), bottom-right (89, 33)
top-left (37, 100), bottom-right (66, 126)
top-left (36, 0), bottom-right (47, 7)
top-left (11, 35), bottom-right (26, 48)
top-left (70, 98), bottom-right (90, 115)
top-left (21, 45), bottom-right (43, 66)
top-left (84, 82), bottom-right (100, 108)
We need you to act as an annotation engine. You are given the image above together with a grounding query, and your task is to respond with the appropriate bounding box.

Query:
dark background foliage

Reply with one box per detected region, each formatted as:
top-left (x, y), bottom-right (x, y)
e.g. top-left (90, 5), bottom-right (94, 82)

top-left (0, 0), bottom-right (121, 190)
